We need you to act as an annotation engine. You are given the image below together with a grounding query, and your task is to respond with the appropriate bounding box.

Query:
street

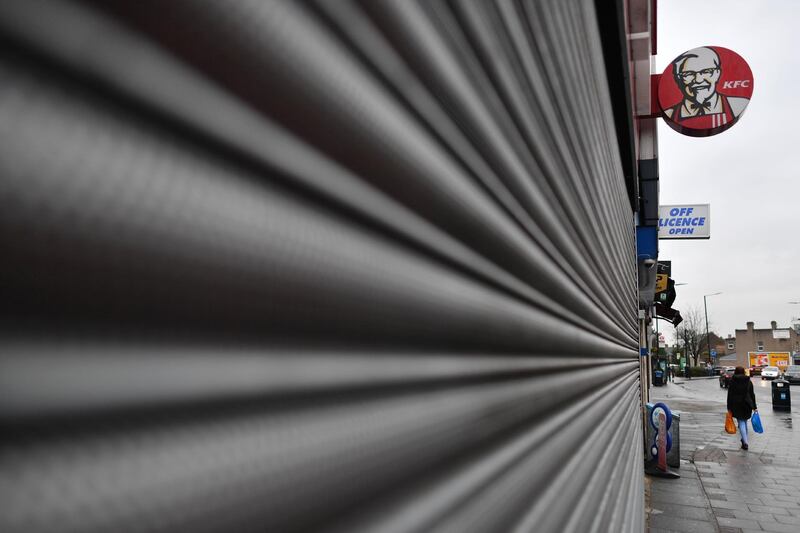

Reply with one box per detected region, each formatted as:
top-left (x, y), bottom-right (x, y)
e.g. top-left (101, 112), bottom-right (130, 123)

top-left (647, 377), bottom-right (800, 532)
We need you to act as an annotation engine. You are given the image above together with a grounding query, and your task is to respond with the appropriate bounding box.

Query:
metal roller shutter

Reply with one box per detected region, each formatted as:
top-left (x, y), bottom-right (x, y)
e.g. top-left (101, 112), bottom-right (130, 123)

top-left (0, 1), bottom-right (643, 531)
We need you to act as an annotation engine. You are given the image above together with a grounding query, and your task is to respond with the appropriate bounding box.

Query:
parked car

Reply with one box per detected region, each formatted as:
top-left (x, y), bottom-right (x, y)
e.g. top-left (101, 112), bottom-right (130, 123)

top-left (783, 365), bottom-right (800, 384)
top-left (719, 367), bottom-right (735, 388)
top-left (761, 366), bottom-right (780, 380)
top-left (749, 366), bottom-right (763, 376)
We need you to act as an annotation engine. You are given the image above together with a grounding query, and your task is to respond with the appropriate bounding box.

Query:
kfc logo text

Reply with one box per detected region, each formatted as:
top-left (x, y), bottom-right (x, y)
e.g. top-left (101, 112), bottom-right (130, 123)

top-left (722, 80), bottom-right (750, 89)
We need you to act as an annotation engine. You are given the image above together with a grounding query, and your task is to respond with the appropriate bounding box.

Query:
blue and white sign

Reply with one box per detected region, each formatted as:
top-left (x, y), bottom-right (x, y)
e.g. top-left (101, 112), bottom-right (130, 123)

top-left (711, 349), bottom-right (717, 357)
top-left (658, 204), bottom-right (710, 239)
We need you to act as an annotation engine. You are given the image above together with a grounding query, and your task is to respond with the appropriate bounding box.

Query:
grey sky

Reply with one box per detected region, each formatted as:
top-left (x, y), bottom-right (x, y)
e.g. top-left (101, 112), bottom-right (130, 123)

top-left (656, 1), bottom-right (800, 342)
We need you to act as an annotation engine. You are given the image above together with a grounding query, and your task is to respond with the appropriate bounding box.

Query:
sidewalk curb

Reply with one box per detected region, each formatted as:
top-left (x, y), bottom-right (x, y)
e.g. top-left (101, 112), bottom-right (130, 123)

top-left (672, 376), bottom-right (719, 383)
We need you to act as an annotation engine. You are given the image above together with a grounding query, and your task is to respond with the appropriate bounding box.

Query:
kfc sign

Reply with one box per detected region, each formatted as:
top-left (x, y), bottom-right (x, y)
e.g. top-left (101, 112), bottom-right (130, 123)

top-left (658, 46), bottom-right (753, 137)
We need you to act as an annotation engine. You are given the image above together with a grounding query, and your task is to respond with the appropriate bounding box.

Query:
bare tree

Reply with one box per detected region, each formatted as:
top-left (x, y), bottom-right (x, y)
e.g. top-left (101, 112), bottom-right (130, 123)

top-left (698, 331), bottom-right (723, 360)
top-left (675, 307), bottom-right (704, 367)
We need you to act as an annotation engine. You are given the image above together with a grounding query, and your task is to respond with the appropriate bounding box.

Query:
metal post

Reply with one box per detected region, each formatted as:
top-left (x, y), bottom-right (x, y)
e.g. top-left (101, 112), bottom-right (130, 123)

top-left (704, 292), bottom-right (722, 368)
top-left (639, 310), bottom-right (649, 454)
top-left (704, 295), bottom-right (710, 366)
top-left (655, 308), bottom-right (660, 381)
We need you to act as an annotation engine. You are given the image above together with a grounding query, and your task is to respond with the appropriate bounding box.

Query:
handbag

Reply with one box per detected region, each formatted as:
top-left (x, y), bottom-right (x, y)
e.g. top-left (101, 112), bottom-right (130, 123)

top-left (725, 411), bottom-right (736, 434)
top-left (752, 411), bottom-right (764, 433)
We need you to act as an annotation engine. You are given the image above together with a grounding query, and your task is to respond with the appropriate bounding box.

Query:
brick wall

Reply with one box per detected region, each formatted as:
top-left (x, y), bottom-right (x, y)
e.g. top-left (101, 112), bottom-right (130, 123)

top-left (734, 321), bottom-right (799, 368)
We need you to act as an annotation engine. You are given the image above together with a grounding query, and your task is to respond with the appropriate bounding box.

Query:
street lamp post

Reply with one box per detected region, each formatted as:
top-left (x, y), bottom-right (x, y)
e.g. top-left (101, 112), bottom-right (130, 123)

top-left (790, 302), bottom-right (800, 361)
top-left (704, 292), bottom-right (722, 367)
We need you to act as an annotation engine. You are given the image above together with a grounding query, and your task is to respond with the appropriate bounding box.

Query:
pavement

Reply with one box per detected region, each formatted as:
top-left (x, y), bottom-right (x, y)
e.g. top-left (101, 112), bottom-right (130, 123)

top-left (646, 376), bottom-right (800, 533)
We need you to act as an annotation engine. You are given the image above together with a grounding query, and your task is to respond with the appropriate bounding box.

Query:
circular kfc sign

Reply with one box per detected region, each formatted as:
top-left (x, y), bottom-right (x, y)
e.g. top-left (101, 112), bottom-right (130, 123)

top-left (658, 46), bottom-right (753, 137)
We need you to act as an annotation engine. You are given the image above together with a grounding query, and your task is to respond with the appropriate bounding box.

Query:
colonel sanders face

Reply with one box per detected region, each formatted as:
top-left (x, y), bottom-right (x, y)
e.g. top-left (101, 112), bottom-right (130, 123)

top-left (673, 47), bottom-right (721, 106)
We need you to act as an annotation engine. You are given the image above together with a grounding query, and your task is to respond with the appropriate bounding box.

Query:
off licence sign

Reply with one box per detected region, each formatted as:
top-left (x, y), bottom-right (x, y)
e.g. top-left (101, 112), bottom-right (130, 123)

top-left (659, 204), bottom-right (710, 240)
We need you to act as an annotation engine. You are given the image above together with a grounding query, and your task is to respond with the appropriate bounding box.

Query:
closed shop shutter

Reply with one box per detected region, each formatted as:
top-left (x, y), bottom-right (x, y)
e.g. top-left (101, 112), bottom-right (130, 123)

top-left (0, 1), bottom-right (643, 531)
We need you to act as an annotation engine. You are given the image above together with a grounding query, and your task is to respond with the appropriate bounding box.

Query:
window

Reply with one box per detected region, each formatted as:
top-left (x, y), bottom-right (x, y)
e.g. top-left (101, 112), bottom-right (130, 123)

top-left (727, 343), bottom-right (735, 350)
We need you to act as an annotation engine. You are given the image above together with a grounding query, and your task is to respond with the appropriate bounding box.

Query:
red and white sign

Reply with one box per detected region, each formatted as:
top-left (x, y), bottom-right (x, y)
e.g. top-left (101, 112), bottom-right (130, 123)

top-left (658, 46), bottom-right (753, 137)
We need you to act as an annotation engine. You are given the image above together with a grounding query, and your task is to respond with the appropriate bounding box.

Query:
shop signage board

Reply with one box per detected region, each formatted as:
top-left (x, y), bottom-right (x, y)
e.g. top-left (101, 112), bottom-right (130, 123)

top-left (658, 204), bottom-right (710, 239)
top-left (748, 352), bottom-right (791, 369)
top-left (655, 274), bottom-right (668, 293)
top-left (658, 46), bottom-right (754, 137)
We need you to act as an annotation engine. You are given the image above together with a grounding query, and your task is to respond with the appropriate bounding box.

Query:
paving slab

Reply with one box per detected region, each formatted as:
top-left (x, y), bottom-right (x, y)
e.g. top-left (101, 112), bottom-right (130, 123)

top-left (756, 521), bottom-right (800, 532)
top-left (649, 514), bottom-right (717, 533)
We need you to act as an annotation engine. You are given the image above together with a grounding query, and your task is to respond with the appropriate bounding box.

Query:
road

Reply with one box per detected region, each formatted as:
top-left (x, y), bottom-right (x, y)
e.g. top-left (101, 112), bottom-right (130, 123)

top-left (647, 377), bottom-right (800, 532)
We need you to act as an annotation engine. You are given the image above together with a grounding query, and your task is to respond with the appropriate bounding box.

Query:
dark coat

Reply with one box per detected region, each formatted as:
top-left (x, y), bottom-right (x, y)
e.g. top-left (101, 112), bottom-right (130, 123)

top-left (727, 374), bottom-right (757, 420)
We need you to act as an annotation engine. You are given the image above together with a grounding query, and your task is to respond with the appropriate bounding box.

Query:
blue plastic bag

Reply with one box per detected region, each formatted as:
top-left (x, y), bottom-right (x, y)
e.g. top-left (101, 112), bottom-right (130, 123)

top-left (752, 411), bottom-right (763, 434)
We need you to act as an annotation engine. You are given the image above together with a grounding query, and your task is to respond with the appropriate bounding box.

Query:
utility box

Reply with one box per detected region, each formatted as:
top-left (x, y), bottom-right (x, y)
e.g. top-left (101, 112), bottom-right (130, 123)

top-left (667, 412), bottom-right (680, 468)
top-left (772, 379), bottom-right (791, 411)
top-left (645, 404), bottom-right (680, 468)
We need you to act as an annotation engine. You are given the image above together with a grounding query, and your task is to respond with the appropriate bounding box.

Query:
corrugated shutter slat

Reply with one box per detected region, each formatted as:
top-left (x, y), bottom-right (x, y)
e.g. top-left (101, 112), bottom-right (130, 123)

top-left (0, 1), bottom-right (644, 531)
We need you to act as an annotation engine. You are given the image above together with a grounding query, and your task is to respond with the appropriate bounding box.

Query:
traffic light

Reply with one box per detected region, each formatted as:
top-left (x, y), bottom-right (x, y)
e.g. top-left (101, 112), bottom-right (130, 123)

top-left (655, 303), bottom-right (683, 327)
top-left (655, 277), bottom-right (681, 326)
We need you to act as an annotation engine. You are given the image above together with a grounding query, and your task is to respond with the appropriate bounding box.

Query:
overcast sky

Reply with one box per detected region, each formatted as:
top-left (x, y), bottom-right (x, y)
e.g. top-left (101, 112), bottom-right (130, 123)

top-left (655, 0), bottom-right (800, 342)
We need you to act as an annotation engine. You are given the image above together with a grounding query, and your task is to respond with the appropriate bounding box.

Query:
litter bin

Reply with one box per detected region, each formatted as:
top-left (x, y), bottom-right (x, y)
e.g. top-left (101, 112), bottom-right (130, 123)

top-left (653, 369), bottom-right (664, 386)
top-left (772, 379), bottom-right (791, 411)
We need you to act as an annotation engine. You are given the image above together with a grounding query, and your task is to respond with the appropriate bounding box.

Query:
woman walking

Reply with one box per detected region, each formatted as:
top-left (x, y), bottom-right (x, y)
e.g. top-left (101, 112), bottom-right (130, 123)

top-left (726, 366), bottom-right (757, 450)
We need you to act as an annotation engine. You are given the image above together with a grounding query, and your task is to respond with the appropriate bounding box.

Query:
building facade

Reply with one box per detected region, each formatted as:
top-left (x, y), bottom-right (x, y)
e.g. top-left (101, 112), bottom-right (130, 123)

top-left (722, 335), bottom-right (736, 356)
top-left (734, 321), bottom-right (800, 368)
